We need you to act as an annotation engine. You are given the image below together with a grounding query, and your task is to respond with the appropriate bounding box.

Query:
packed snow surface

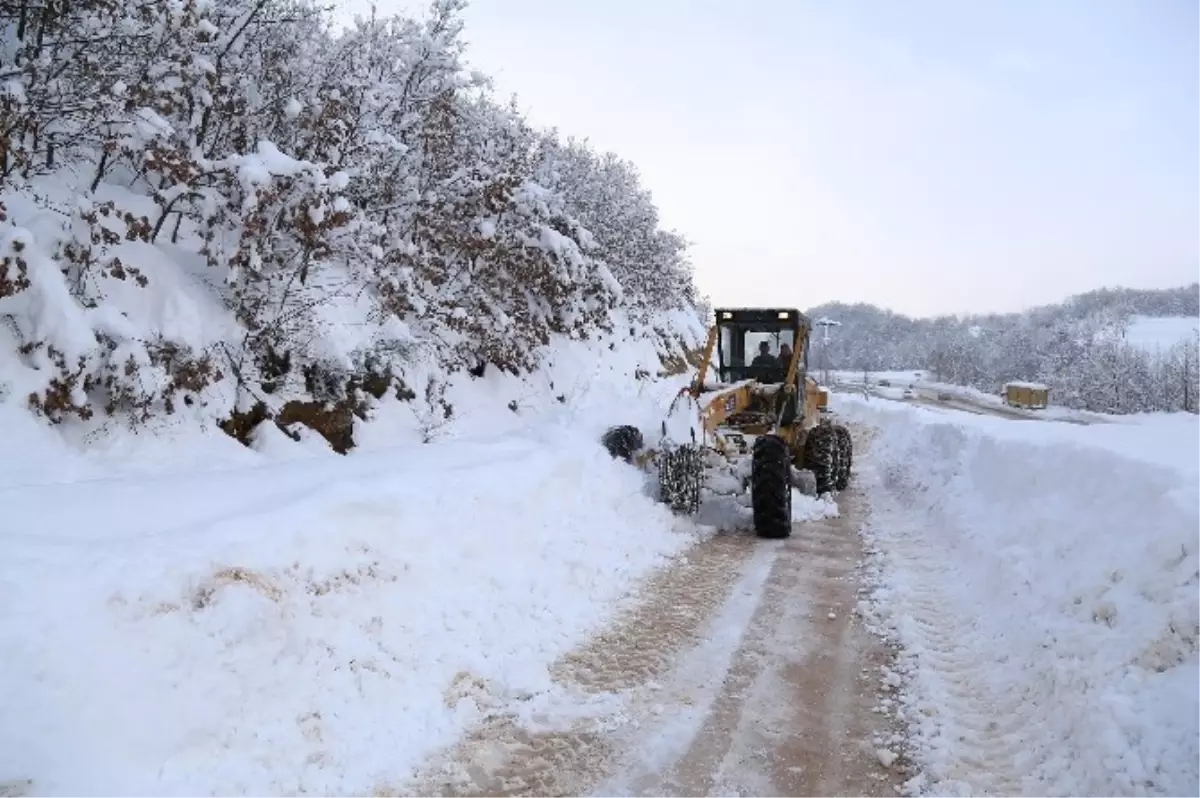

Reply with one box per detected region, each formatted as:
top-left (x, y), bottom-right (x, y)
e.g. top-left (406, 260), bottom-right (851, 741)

top-left (840, 395), bottom-right (1199, 796)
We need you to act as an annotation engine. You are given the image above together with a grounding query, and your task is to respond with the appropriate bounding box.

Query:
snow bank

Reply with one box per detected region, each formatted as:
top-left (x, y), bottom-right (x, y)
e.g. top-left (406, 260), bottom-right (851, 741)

top-left (0, 293), bottom-right (710, 795)
top-left (792, 489), bottom-right (840, 522)
top-left (840, 396), bottom-right (1199, 796)
top-left (0, 419), bottom-right (697, 795)
top-left (0, 297), bottom-right (702, 484)
top-left (438, 312), bottom-right (703, 446)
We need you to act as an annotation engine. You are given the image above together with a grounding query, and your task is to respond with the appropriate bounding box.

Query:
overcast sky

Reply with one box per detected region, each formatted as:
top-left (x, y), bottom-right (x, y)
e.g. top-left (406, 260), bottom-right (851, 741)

top-left (335, 0), bottom-right (1198, 317)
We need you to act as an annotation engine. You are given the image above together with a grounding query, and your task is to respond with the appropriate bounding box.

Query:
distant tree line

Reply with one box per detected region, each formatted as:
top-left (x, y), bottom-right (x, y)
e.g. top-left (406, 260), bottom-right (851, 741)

top-left (808, 284), bottom-right (1200, 414)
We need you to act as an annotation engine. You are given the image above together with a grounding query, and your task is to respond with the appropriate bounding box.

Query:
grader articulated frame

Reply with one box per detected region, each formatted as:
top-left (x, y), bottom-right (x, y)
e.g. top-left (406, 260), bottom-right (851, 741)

top-left (603, 308), bottom-right (853, 539)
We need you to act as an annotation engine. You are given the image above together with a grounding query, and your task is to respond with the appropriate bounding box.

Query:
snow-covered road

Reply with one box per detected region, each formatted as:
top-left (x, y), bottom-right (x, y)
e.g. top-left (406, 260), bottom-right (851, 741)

top-left (597, 482), bottom-right (903, 797)
top-left (398, 449), bottom-right (901, 797)
top-left (842, 381), bottom-right (1103, 425)
top-left (393, 405), bottom-right (1199, 797)
top-left (1, 395), bottom-right (1196, 797)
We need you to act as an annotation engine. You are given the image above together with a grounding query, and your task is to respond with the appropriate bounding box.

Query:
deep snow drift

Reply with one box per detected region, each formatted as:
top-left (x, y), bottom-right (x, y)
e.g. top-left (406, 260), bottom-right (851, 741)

top-left (841, 396), bottom-right (1199, 796)
top-left (0, 323), bottom-right (716, 796)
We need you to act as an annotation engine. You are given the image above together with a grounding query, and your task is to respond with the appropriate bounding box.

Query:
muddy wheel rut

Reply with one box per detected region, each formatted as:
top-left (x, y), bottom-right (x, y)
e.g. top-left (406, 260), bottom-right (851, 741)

top-left (393, 531), bottom-right (761, 797)
top-left (614, 487), bottom-right (903, 798)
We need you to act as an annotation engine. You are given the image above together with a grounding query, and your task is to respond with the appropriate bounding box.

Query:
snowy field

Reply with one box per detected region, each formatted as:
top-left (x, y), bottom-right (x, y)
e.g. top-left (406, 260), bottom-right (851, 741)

top-left (840, 395), bottom-right (1199, 796)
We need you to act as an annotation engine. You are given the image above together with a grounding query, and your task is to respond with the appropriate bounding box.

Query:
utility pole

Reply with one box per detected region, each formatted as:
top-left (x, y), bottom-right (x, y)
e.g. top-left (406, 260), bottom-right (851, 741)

top-left (816, 317), bottom-right (840, 346)
top-left (815, 317), bottom-right (840, 385)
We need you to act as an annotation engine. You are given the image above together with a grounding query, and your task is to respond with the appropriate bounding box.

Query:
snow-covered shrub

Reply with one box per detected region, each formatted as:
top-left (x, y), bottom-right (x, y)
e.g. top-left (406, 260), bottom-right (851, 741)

top-left (196, 142), bottom-right (361, 392)
top-left (535, 137), bottom-right (696, 321)
top-left (0, 0), bottom-right (705, 444)
top-left (373, 94), bottom-right (619, 375)
top-left (0, 212), bottom-right (223, 425)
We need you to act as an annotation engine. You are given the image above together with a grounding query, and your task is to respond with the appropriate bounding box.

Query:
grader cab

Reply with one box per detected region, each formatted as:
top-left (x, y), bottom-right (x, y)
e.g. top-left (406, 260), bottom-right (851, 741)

top-left (601, 307), bottom-right (853, 539)
top-left (693, 308), bottom-right (823, 446)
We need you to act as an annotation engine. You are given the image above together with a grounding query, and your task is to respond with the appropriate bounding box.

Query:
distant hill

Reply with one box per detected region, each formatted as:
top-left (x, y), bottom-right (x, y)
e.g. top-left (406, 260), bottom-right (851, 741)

top-left (806, 283), bottom-right (1199, 414)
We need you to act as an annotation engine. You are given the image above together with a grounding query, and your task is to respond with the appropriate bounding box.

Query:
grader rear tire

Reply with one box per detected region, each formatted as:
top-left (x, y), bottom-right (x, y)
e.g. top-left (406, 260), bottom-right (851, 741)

top-left (752, 434), bottom-right (792, 539)
top-left (803, 423), bottom-right (839, 495)
top-left (601, 424), bottom-right (644, 462)
top-left (833, 424), bottom-right (852, 491)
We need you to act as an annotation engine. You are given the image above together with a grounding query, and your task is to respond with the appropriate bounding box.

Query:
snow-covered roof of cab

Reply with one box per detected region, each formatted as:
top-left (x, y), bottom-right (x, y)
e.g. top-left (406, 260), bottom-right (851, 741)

top-left (1004, 380), bottom-right (1049, 390)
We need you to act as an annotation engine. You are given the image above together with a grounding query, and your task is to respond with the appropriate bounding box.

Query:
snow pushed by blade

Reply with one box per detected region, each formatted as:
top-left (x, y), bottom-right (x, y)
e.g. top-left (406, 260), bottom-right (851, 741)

top-left (0, 421), bottom-right (698, 795)
top-left (792, 489), bottom-right (840, 522)
top-left (840, 397), bottom-right (1199, 796)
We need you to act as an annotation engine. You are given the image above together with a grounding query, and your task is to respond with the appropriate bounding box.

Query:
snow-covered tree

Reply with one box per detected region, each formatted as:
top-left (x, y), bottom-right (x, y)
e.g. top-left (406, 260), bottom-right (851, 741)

top-left (0, 0), bottom-right (704, 442)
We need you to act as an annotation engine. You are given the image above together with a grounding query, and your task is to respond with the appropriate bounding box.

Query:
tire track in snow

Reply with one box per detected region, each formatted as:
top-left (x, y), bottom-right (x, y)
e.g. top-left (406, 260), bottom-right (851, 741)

top-left (614, 489), bottom-right (899, 797)
top-left (395, 424), bottom-right (905, 798)
top-left (389, 529), bottom-right (767, 797)
top-left (862, 450), bottom-right (1029, 795)
top-left (551, 531), bottom-right (765, 693)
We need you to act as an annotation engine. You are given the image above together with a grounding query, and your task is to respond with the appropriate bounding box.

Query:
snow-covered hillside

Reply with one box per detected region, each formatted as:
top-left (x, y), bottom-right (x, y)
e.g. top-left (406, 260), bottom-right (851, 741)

top-left (843, 397), bottom-right (1199, 796)
top-left (1124, 315), bottom-right (1200, 353)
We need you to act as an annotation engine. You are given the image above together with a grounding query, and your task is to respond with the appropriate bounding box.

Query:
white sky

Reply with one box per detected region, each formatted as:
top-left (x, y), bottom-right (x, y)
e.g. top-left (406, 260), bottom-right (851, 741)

top-left (333, 0), bottom-right (1198, 317)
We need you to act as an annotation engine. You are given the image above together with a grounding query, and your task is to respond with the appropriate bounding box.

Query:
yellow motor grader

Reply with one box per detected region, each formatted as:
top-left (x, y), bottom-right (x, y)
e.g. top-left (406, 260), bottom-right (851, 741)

top-left (602, 308), bottom-right (852, 539)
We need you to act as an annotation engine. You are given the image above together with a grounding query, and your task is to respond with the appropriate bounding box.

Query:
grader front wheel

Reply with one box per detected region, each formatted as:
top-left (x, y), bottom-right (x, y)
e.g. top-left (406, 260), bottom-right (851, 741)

top-left (658, 444), bottom-right (703, 515)
top-left (752, 434), bottom-right (793, 539)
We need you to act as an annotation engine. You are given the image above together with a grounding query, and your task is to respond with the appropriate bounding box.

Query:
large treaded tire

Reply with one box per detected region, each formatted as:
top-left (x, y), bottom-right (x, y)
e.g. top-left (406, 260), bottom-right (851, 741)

top-left (659, 444), bottom-right (702, 515)
top-left (601, 424), bottom-right (644, 462)
top-left (752, 434), bottom-right (792, 539)
top-left (833, 424), bottom-right (852, 491)
top-left (803, 423), bottom-right (839, 495)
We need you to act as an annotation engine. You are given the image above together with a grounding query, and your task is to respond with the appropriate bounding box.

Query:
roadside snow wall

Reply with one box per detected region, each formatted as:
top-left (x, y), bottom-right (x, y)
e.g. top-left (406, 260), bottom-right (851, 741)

top-left (841, 397), bottom-right (1199, 796)
top-left (0, 415), bottom-right (698, 795)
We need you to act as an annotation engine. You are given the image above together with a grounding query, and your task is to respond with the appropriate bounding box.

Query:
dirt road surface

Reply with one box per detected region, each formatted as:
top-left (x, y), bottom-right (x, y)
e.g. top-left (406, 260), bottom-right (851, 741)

top-left (395, 429), bottom-right (907, 797)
